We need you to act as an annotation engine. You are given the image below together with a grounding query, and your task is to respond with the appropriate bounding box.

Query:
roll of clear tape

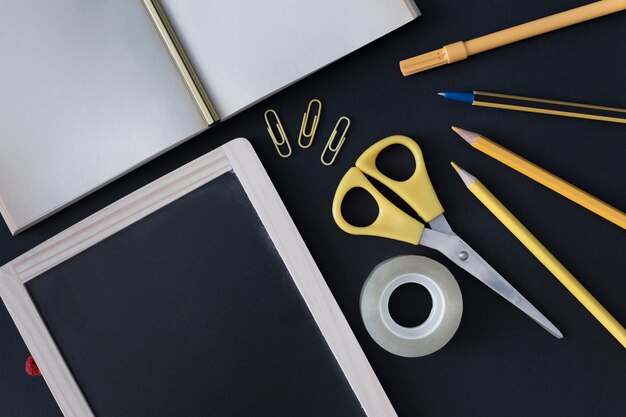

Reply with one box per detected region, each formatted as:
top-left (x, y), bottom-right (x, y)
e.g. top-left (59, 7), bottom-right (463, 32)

top-left (360, 255), bottom-right (463, 357)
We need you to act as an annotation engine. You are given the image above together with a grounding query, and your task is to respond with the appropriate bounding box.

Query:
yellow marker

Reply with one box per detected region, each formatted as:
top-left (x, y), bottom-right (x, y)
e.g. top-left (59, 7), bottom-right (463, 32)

top-left (400, 0), bottom-right (626, 76)
top-left (452, 127), bottom-right (626, 231)
top-left (451, 163), bottom-right (626, 349)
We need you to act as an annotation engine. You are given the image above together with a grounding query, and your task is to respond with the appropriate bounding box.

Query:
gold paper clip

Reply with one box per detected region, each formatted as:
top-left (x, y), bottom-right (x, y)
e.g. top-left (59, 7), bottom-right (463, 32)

top-left (264, 109), bottom-right (292, 158)
top-left (321, 116), bottom-right (350, 166)
top-left (298, 99), bottom-right (322, 149)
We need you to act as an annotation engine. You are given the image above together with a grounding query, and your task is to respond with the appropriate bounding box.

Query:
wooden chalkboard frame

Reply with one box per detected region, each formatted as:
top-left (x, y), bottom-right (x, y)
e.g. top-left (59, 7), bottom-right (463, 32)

top-left (0, 138), bottom-right (397, 417)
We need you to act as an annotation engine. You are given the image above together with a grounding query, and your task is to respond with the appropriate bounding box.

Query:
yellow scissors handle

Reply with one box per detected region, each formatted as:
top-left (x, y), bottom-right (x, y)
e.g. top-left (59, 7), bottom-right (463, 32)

top-left (332, 168), bottom-right (425, 245)
top-left (356, 135), bottom-right (444, 223)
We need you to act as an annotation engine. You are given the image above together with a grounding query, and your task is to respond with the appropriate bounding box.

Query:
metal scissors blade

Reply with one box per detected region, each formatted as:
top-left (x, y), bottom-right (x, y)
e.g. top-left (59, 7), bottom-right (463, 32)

top-left (419, 227), bottom-right (563, 339)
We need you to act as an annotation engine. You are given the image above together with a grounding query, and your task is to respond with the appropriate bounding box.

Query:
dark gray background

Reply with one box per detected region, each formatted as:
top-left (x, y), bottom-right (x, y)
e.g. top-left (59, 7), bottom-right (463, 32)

top-left (1, 0), bottom-right (625, 416)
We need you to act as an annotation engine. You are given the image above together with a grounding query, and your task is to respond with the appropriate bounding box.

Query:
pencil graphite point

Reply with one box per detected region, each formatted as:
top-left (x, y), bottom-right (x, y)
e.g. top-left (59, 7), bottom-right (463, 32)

top-left (450, 162), bottom-right (477, 188)
top-left (451, 126), bottom-right (480, 144)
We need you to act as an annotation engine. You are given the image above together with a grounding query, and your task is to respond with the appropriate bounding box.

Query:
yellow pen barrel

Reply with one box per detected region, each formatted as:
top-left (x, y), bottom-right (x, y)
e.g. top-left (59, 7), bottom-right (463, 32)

top-left (472, 91), bottom-right (626, 124)
top-left (474, 101), bottom-right (626, 124)
top-left (465, 0), bottom-right (626, 55)
top-left (467, 178), bottom-right (626, 349)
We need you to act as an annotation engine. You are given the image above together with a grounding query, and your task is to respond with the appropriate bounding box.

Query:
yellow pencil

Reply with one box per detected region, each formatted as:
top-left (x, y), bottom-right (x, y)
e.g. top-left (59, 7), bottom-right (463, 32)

top-left (451, 162), bottom-right (626, 349)
top-left (452, 127), bottom-right (626, 231)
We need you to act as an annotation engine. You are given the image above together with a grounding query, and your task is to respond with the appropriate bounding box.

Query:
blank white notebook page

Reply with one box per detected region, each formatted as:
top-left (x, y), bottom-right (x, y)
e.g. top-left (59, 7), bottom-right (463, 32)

top-left (159, 0), bottom-right (420, 119)
top-left (0, 0), bottom-right (207, 234)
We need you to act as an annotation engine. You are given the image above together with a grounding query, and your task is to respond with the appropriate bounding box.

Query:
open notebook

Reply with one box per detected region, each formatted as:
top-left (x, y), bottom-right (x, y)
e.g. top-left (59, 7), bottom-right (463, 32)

top-left (0, 0), bottom-right (419, 235)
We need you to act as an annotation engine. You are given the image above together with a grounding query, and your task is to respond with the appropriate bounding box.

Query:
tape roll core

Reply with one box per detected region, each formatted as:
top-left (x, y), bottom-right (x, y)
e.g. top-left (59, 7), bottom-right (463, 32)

top-left (360, 255), bottom-right (462, 357)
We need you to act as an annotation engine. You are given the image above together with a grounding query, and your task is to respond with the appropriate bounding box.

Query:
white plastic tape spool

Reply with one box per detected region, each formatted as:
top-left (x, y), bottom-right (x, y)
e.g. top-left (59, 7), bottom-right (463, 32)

top-left (360, 255), bottom-right (463, 357)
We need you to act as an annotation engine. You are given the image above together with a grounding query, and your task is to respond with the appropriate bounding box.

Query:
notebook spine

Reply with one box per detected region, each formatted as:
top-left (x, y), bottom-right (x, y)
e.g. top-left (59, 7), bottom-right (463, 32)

top-left (142, 0), bottom-right (219, 126)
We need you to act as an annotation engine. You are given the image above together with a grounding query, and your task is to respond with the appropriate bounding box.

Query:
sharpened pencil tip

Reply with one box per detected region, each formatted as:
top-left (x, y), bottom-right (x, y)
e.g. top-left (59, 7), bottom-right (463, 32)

top-left (450, 162), bottom-right (477, 188)
top-left (451, 126), bottom-right (480, 144)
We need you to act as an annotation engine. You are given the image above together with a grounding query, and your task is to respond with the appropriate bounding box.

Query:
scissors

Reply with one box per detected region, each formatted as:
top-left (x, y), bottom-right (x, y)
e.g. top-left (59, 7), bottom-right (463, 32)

top-left (332, 135), bottom-right (562, 338)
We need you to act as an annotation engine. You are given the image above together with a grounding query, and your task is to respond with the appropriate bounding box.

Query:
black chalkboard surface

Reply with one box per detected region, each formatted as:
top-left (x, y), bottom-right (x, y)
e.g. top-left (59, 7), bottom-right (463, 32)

top-left (0, 140), bottom-right (395, 417)
top-left (26, 172), bottom-right (363, 417)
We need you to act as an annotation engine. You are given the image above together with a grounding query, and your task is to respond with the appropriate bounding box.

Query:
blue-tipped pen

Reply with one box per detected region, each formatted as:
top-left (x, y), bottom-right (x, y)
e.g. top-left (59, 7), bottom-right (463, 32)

top-left (438, 91), bottom-right (475, 104)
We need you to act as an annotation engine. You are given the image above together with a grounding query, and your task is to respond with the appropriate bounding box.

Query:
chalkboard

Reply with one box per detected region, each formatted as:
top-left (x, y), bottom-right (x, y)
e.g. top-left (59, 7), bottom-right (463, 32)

top-left (0, 139), bottom-right (396, 417)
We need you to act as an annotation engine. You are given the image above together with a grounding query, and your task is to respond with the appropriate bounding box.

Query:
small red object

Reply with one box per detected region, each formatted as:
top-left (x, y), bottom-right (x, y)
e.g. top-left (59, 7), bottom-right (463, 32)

top-left (25, 355), bottom-right (41, 377)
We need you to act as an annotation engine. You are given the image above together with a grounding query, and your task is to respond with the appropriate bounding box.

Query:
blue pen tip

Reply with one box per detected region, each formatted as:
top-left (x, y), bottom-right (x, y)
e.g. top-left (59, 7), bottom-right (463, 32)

top-left (439, 91), bottom-right (474, 104)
